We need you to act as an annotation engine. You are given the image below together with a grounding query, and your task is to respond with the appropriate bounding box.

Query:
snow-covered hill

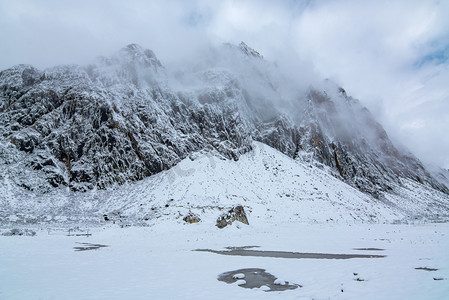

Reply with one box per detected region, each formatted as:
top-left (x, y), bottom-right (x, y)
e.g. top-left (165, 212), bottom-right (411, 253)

top-left (2, 142), bottom-right (448, 227)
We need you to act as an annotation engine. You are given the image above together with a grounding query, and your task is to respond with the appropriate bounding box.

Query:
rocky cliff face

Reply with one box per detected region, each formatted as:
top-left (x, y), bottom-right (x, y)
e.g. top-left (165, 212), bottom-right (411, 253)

top-left (290, 85), bottom-right (447, 197)
top-left (0, 44), bottom-right (253, 192)
top-left (0, 43), bottom-right (446, 198)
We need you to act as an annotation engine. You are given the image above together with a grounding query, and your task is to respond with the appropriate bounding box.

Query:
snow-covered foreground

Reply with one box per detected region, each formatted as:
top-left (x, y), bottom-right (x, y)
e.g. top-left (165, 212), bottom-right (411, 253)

top-left (1, 222), bottom-right (448, 300)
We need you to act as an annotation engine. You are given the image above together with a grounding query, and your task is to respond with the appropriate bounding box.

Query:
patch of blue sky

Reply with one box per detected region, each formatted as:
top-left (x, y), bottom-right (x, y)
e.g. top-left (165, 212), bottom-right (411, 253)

top-left (185, 11), bottom-right (208, 27)
top-left (414, 43), bottom-right (449, 68)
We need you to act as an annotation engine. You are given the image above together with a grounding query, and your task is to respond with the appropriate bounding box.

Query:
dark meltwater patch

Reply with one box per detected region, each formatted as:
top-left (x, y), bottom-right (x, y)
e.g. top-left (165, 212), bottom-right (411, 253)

top-left (415, 267), bottom-right (439, 271)
top-left (225, 246), bottom-right (260, 250)
top-left (74, 242), bottom-right (109, 251)
top-left (353, 248), bottom-right (385, 251)
top-left (195, 248), bottom-right (386, 259)
top-left (217, 268), bottom-right (301, 292)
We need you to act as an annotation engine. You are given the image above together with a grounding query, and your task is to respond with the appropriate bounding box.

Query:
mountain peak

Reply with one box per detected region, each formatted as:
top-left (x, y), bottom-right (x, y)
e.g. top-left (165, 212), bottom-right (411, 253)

top-left (114, 43), bottom-right (163, 70)
top-left (238, 42), bottom-right (263, 59)
top-left (121, 44), bottom-right (156, 59)
top-left (222, 42), bottom-right (263, 59)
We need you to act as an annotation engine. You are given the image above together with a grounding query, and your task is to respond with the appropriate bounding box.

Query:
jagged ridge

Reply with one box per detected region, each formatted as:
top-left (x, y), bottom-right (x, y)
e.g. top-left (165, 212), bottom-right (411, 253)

top-left (0, 43), bottom-right (447, 199)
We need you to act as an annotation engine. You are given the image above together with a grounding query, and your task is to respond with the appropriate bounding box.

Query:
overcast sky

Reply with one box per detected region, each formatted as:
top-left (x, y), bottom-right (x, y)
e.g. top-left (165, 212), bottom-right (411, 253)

top-left (1, 0), bottom-right (448, 168)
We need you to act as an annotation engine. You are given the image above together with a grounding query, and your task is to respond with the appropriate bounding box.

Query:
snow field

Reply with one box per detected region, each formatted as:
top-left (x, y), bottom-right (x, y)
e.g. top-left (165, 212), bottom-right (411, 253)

top-left (1, 222), bottom-right (448, 299)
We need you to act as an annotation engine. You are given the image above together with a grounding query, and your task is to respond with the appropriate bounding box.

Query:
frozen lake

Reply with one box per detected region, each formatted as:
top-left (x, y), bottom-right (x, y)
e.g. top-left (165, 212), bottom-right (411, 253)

top-left (1, 222), bottom-right (448, 299)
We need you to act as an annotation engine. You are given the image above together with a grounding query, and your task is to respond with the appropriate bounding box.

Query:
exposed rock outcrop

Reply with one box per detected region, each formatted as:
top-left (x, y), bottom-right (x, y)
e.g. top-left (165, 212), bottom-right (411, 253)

top-left (216, 206), bottom-right (249, 228)
top-left (183, 213), bottom-right (201, 224)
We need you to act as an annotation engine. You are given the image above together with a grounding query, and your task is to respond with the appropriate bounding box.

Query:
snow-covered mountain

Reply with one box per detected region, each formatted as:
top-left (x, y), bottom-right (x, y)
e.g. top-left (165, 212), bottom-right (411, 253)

top-left (0, 43), bottom-right (448, 224)
top-left (1, 141), bottom-right (448, 227)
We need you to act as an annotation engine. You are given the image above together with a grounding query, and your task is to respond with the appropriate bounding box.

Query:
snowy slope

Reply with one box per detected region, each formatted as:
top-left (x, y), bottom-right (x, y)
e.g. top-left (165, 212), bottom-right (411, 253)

top-left (2, 142), bottom-right (448, 227)
top-left (101, 141), bottom-right (402, 224)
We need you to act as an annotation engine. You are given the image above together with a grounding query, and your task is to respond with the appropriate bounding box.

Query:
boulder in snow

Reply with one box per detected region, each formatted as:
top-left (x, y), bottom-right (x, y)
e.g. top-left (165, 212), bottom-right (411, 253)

top-left (216, 205), bottom-right (249, 228)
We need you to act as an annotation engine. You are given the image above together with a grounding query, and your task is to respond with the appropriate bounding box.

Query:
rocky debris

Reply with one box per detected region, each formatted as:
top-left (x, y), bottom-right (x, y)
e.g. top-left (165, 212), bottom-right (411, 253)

top-left (216, 205), bottom-right (249, 228)
top-left (2, 228), bottom-right (36, 236)
top-left (183, 213), bottom-right (201, 224)
top-left (101, 211), bottom-right (127, 223)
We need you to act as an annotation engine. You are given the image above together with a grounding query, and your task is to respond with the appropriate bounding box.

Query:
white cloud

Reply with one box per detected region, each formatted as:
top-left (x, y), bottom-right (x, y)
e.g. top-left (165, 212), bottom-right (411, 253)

top-left (283, 0), bottom-right (449, 168)
top-left (0, 0), bottom-right (448, 168)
